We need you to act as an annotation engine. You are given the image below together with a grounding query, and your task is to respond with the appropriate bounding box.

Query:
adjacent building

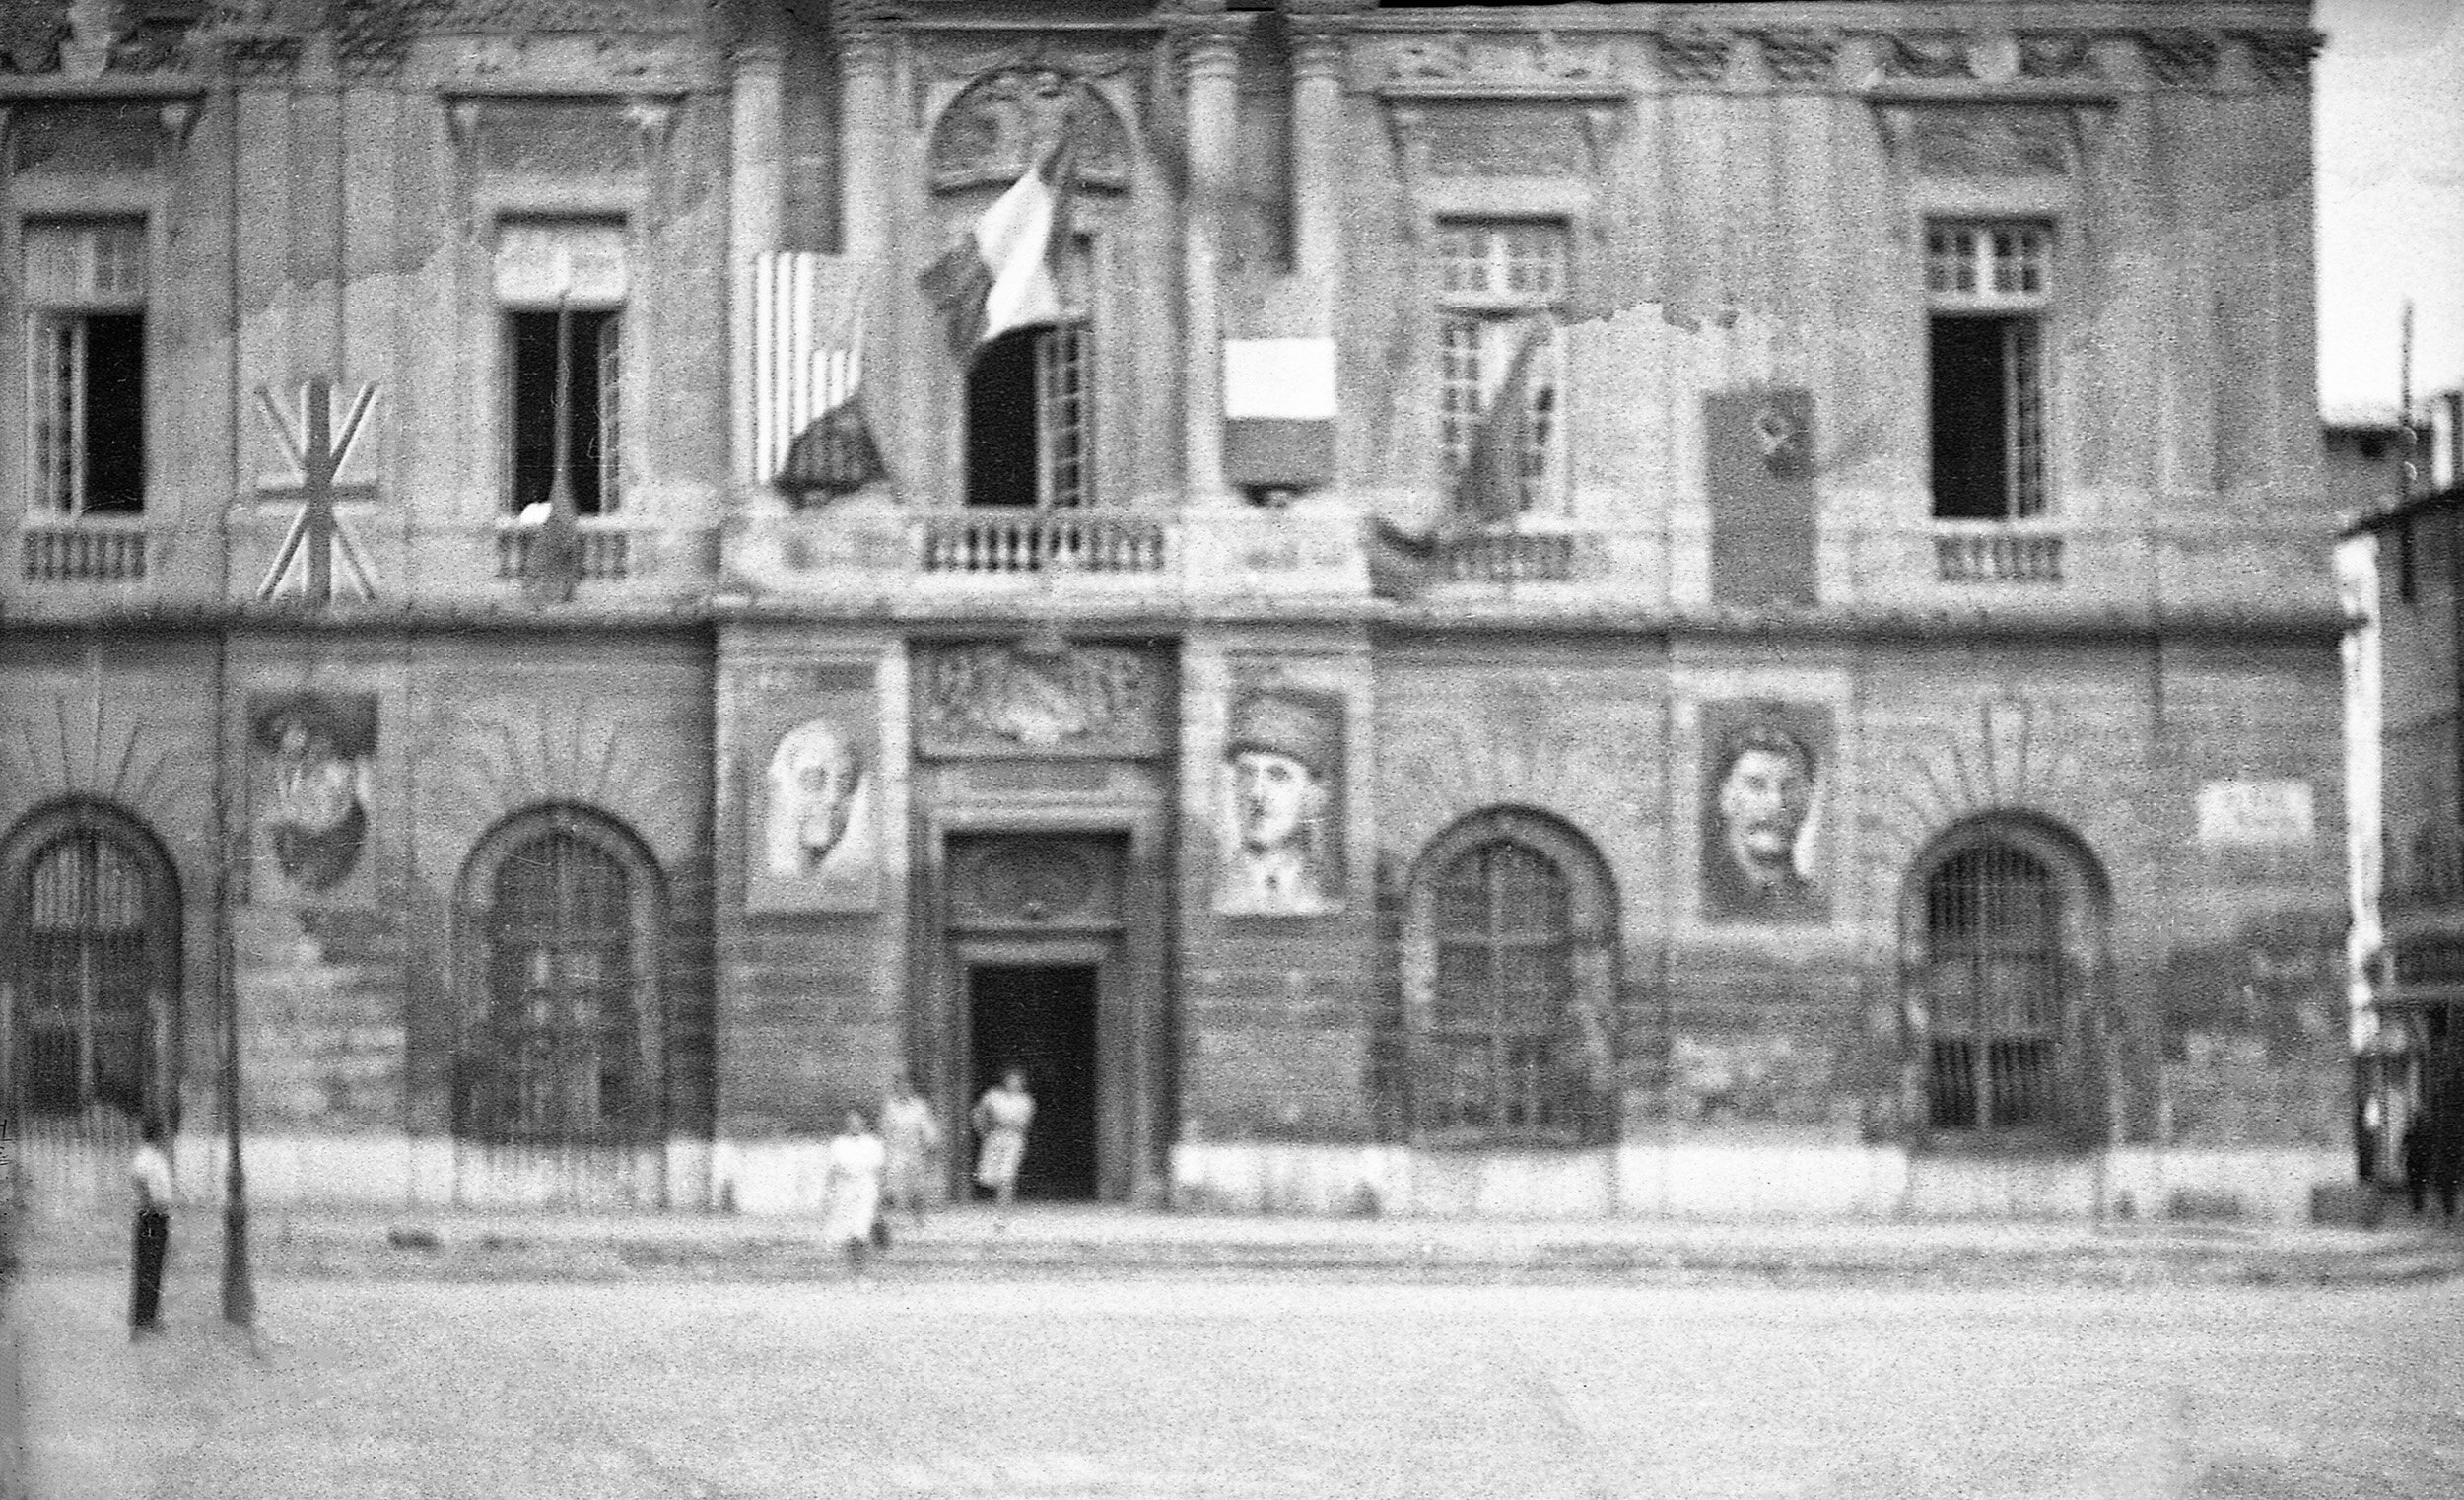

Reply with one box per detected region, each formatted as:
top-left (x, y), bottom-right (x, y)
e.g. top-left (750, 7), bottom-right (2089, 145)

top-left (2345, 391), bottom-right (2464, 1184)
top-left (1, 0), bottom-right (2350, 1220)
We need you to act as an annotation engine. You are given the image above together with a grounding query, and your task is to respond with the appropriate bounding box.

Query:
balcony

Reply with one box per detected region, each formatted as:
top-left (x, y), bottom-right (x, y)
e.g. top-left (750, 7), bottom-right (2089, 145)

top-left (1933, 527), bottom-right (2065, 584)
top-left (916, 513), bottom-right (1171, 575)
top-left (21, 522), bottom-right (147, 582)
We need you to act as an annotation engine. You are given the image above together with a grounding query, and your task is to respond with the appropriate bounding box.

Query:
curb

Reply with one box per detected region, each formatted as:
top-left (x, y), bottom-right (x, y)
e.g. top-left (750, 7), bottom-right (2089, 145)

top-left (21, 1221), bottom-right (2464, 1288)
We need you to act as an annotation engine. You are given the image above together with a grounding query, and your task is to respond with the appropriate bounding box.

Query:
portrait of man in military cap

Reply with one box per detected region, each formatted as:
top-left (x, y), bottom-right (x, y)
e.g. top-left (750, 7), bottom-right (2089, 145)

top-left (249, 691), bottom-right (379, 897)
top-left (1216, 685), bottom-right (1342, 916)
top-left (1699, 701), bottom-right (1830, 924)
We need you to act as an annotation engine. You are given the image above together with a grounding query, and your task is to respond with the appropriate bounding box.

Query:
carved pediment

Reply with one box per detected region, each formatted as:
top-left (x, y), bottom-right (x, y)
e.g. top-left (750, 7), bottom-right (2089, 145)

top-left (1879, 103), bottom-right (2091, 179)
top-left (927, 65), bottom-right (1131, 193)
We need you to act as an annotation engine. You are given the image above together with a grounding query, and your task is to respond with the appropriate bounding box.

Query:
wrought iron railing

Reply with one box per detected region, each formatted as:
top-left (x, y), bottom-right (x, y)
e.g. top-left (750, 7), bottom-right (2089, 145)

top-left (917, 513), bottom-right (1171, 574)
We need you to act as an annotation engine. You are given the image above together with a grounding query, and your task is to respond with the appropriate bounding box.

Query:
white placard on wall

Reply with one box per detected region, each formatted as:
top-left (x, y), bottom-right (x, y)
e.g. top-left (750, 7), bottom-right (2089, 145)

top-left (2197, 780), bottom-right (2315, 847)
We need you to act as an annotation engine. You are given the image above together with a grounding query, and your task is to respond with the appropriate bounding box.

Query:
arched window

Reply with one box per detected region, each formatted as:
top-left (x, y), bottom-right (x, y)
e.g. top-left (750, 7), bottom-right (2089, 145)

top-left (1, 800), bottom-right (180, 1122)
top-left (455, 807), bottom-right (663, 1147)
top-left (1404, 809), bottom-right (1616, 1146)
top-left (1906, 816), bottom-right (2108, 1140)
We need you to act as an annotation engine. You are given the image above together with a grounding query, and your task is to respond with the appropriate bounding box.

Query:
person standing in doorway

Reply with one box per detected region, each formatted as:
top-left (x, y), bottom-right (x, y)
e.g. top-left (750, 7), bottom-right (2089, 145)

top-left (971, 1068), bottom-right (1036, 1215)
top-left (127, 1121), bottom-right (177, 1339)
top-left (880, 1075), bottom-right (941, 1231)
top-left (821, 1110), bottom-right (887, 1276)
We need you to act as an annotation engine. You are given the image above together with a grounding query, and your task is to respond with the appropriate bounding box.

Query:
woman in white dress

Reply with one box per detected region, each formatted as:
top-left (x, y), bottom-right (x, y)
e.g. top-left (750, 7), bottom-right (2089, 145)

top-left (970, 1068), bottom-right (1036, 1213)
top-left (821, 1110), bottom-right (887, 1272)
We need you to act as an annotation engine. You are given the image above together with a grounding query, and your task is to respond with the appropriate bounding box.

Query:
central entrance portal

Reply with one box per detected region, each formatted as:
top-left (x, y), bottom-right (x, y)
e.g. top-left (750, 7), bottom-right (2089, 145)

top-left (967, 964), bottom-right (1100, 1201)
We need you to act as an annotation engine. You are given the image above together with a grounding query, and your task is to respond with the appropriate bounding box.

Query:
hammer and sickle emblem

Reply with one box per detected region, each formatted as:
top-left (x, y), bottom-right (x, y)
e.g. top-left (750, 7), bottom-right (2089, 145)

top-left (1752, 404), bottom-right (1805, 472)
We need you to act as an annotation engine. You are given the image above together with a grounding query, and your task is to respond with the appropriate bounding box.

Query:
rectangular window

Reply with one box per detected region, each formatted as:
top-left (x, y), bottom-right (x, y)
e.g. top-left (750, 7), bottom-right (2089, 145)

top-left (1435, 220), bottom-right (1566, 516)
top-left (494, 221), bottom-right (627, 516)
top-left (1927, 223), bottom-right (2050, 520)
top-left (24, 220), bottom-right (147, 514)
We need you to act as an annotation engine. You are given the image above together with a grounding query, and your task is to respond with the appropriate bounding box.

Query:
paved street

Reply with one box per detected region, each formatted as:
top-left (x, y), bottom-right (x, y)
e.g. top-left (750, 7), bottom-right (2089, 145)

top-left (12, 1261), bottom-right (2464, 1500)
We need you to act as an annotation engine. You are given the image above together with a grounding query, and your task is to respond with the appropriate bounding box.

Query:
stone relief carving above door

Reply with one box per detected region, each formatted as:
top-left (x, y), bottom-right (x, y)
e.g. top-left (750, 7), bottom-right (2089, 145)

top-left (919, 642), bottom-right (1167, 759)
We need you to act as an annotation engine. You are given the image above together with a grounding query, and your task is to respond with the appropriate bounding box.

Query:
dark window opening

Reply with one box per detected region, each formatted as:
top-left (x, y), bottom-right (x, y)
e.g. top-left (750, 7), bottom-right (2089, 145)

top-left (508, 308), bottom-right (618, 515)
top-left (965, 324), bottom-right (1087, 509)
top-left (1930, 315), bottom-right (2045, 520)
top-left (35, 312), bottom-right (146, 513)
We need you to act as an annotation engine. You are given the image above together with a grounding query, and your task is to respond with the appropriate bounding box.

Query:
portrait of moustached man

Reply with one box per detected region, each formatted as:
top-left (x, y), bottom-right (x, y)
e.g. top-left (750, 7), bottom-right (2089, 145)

top-left (250, 692), bottom-right (379, 897)
top-left (1699, 700), bottom-right (1831, 924)
top-left (1216, 685), bottom-right (1343, 917)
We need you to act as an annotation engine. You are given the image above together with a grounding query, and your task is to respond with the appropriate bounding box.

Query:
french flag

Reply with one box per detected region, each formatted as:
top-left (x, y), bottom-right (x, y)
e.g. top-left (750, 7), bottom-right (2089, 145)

top-left (919, 136), bottom-right (1077, 361)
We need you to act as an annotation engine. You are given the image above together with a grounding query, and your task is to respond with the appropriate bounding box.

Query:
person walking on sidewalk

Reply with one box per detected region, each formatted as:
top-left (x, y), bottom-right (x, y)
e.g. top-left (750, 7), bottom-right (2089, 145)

top-left (127, 1120), bottom-right (178, 1339)
top-left (821, 1110), bottom-right (887, 1275)
top-left (971, 1068), bottom-right (1035, 1214)
top-left (880, 1075), bottom-right (941, 1231)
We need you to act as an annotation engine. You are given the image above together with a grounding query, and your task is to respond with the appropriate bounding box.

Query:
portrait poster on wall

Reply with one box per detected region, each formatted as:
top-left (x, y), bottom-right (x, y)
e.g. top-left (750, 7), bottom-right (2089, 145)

top-left (744, 666), bottom-right (881, 913)
top-left (1698, 699), bottom-right (1834, 925)
top-left (1214, 672), bottom-right (1345, 918)
top-left (248, 691), bottom-right (378, 906)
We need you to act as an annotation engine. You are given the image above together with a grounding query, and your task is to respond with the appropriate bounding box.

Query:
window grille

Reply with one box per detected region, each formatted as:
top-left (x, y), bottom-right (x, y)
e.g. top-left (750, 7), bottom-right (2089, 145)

top-left (1922, 843), bottom-right (2064, 1132)
top-left (1424, 838), bottom-right (1580, 1141)
top-left (24, 221), bottom-right (147, 514)
top-left (11, 829), bottom-right (151, 1117)
top-left (478, 830), bottom-right (640, 1145)
top-left (1435, 221), bottom-right (1566, 515)
top-left (1927, 222), bottom-right (2051, 521)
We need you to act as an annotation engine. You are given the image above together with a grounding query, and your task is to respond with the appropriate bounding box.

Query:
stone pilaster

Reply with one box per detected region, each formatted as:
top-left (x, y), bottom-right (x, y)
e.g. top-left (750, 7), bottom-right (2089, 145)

top-left (1176, 15), bottom-right (1249, 506)
top-left (730, 43), bottom-right (784, 491)
top-left (837, 18), bottom-right (898, 266)
top-left (1288, 19), bottom-right (1349, 296)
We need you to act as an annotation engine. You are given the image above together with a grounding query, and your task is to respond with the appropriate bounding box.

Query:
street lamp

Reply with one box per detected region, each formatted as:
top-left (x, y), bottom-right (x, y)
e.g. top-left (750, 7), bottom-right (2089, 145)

top-left (220, 827), bottom-right (253, 1328)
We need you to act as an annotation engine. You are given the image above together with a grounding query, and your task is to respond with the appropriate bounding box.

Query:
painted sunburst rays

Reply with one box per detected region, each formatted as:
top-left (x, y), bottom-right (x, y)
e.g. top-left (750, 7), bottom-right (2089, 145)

top-left (424, 694), bottom-right (702, 864)
top-left (0, 677), bottom-right (207, 835)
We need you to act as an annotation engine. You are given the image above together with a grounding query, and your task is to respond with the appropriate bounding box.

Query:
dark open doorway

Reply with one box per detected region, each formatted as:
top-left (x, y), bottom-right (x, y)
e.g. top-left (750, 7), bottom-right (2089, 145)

top-left (967, 964), bottom-right (1100, 1201)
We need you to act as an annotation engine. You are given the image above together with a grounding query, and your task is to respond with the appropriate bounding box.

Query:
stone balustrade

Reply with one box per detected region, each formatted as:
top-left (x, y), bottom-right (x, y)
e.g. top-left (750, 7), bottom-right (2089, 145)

top-left (20, 523), bottom-right (148, 583)
top-left (1933, 527), bottom-right (2066, 584)
top-left (916, 513), bottom-right (1172, 575)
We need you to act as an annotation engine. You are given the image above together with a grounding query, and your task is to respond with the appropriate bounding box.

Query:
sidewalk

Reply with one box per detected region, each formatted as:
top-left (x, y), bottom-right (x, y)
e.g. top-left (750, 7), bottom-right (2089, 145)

top-left (19, 1202), bottom-right (2464, 1286)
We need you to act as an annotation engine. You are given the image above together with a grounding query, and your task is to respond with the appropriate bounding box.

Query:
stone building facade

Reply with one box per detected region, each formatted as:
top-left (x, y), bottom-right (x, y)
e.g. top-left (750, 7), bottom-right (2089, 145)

top-left (0, 0), bottom-right (2349, 1220)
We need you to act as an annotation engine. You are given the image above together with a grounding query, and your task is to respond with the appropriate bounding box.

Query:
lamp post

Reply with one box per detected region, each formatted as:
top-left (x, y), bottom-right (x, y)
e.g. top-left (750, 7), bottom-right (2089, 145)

top-left (219, 826), bottom-right (254, 1329)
